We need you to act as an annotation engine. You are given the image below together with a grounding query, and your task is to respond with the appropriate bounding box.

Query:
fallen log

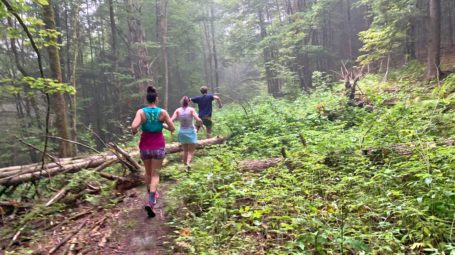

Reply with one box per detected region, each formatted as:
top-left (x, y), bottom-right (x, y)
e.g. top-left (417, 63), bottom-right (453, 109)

top-left (0, 158), bottom-right (98, 179)
top-left (45, 186), bottom-right (69, 207)
top-left (108, 143), bottom-right (141, 172)
top-left (362, 138), bottom-right (455, 162)
top-left (239, 158), bottom-right (282, 172)
top-left (48, 219), bottom-right (88, 255)
top-left (165, 136), bottom-right (225, 153)
top-left (0, 201), bottom-right (33, 209)
top-left (0, 156), bottom-right (115, 185)
top-left (99, 172), bottom-right (142, 192)
top-left (0, 137), bottom-right (225, 186)
top-left (43, 209), bottom-right (93, 231)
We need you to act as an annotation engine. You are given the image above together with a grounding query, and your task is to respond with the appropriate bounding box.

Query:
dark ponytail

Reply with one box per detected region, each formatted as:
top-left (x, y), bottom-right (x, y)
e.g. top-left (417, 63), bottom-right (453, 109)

top-left (146, 86), bottom-right (158, 103)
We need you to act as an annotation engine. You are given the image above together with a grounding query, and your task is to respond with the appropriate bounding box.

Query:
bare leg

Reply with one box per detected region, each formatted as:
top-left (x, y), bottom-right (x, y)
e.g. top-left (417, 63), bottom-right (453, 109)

top-left (206, 128), bottom-right (212, 139)
top-left (149, 159), bottom-right (163, 192)
top-left (144, 159), bottom-right (152, 191)
top-left (187, 144), bottom-right (196, 165)
top-left (182, 144), bottom-right (189, 165)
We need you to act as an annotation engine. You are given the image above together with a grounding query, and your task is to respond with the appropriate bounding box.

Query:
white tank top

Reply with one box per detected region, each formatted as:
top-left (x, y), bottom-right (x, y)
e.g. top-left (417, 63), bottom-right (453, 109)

top-left (177, 107), bottom-right (194, 129)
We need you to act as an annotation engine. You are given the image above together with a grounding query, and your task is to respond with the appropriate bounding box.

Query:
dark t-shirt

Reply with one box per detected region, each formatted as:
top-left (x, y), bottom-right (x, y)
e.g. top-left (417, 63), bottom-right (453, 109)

top-left (191, 94), bottom-right (214, 118)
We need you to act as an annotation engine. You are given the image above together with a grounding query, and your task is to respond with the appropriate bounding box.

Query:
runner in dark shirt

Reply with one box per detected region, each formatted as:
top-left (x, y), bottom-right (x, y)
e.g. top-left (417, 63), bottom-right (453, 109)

top-left (190, 86), bottom-right (222, 138)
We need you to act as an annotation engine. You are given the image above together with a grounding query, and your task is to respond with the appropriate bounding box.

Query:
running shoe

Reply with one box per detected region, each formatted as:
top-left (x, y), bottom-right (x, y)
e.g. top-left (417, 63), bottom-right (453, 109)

top-left (144, 201), bottom-right (156, 218)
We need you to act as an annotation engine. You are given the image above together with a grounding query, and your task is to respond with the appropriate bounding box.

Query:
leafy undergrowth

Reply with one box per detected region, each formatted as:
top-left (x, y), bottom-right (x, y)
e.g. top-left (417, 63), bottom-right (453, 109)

top-left (164, 69), bottom-right (455, 254)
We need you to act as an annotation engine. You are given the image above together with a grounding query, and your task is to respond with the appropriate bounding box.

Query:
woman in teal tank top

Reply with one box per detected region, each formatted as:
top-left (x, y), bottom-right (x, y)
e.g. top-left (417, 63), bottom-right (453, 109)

top-left (141, 107), bottom-right (163, 132)
top-left (131, 86), bottom-right (174, 218)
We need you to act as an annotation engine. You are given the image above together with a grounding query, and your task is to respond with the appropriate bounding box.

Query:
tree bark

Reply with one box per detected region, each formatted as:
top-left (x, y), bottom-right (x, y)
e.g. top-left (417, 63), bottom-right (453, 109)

top-left (67, 0), bottom-right (81, 154)
top-left (124, 0), bottom-right (155, 100)
top-left (108, 0), bottom-right (117, 61)
top-left (209, 3), bottom-right (220, 93)
top-left (43, 0), bottom-right (74, 157)
top-left (345, 0), bottom-right (353, 59)
top-left (202, 18), bottom-right (214, 91)
top-left (257, 7), bottom-right (281, 97)
top-left (85, 0), bottom-right (94, 63)
top-left (426, 0), bottom-right (441, 80)
top-left (157, 0), bottom-right (169, 109)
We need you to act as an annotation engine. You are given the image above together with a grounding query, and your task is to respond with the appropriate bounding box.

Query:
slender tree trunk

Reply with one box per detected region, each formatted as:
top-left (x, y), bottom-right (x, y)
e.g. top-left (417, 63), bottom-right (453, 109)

top-left (345, 0), bottom-right (353, 59)
top-left (98, 0), bottom-right (105, 53)
top-left (86, 0), bottom-right (94, 63)
top-left (43, 0), bottom-right (74, 157)
top-left (157, 0), bottom-right (169, 109)
top-left (426, 0), bottom-right (441, 80)
top-left (448, 0), bottom-right (454, 47)
top-left (54, 2), bottom-right (67, 83)
top-left (109, 0), bottom-right (117, 61)
top-left (124, 0), bottom-right (154, 100)
top-left (257, 7), bottom-right (281, 97)
top-left (108, 0), bottom-right (121, 118)
top-left (64, 0), bottom-right (71, 83)
top-left (202, 19), bottom-right (214, 91)
top-left (68, 0), bottom-right (81, 153)
top-left (406, 2), bottom-right (417, 62)
top-left (209, 3), bottom-right (220, 93)
top-left (201, 30), bottom-right (210, 85)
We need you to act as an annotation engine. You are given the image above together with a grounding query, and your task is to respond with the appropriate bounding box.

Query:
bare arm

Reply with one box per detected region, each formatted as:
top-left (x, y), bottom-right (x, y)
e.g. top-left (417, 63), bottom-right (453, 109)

top-left (213, 95), bottom-right (222, 108)
top-left (170, 109), bottom-right (179, 123)
top-left (160, 110), bottom-right (175, 132)
top-left (131, 109), bottom-right (144, 135)
top-left (191, 108), bottom-right (203, 125)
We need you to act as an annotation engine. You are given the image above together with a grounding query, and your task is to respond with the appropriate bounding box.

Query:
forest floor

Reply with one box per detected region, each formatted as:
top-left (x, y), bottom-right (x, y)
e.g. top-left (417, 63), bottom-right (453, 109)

top-left (25, 184), bottom-right (173, 255)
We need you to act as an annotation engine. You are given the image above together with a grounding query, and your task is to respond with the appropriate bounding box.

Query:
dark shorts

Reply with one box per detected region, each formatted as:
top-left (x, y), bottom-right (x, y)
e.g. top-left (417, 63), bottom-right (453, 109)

top-left (140, 148), bottom-right (166, 160)
top-left (196, 117), bottom-right (213, 129)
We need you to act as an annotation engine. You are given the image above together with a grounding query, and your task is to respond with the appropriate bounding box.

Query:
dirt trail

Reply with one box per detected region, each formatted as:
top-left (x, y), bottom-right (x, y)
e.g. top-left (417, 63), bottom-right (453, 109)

top-left (105, 185), bottom-right (172, 255)
top-left (20, 185), bottom-right (173, 255)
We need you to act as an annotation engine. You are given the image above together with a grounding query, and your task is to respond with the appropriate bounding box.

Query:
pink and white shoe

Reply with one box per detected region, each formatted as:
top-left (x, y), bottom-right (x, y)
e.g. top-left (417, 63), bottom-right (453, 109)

top-left (144, 191), bottom-right (159, 218)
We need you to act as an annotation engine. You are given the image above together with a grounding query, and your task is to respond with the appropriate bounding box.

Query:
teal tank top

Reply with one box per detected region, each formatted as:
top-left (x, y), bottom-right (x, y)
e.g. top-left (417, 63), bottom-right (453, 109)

top-left (141, 107), bottom-right (163, 133)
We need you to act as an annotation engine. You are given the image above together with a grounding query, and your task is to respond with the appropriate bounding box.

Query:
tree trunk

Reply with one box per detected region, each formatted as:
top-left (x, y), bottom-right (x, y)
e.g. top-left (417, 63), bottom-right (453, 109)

top-left (202, 19), bottom-right (214, 91)
top-left (43, 0), bottom-right (74, 157)
top-left (108, 0), bottom-right (117, 62)
top-left (124, 0), bottom-right (155, 100)
top-left (68, 0), bottom-right (81, 153)
top-left (209, 3), bottom-right (220, 93)
top-left (54, 1), bottom-right (67, 83)
top-left (108, 0), bottom-right (122, 119)
top-left (157, 0), bottom-right (169, 109)
top-left (85, 0), bottom-right (94, 63)
top-left (448, 0), bottom-right (454, 47)
top-left (345, 0), bottom-right (353, 59)
top-left (257, 7), bottom-right (281, 97)
top-left (426, 0), bottom-right (441, 80)
top-left (406, 20), bottom-right (416, 60)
